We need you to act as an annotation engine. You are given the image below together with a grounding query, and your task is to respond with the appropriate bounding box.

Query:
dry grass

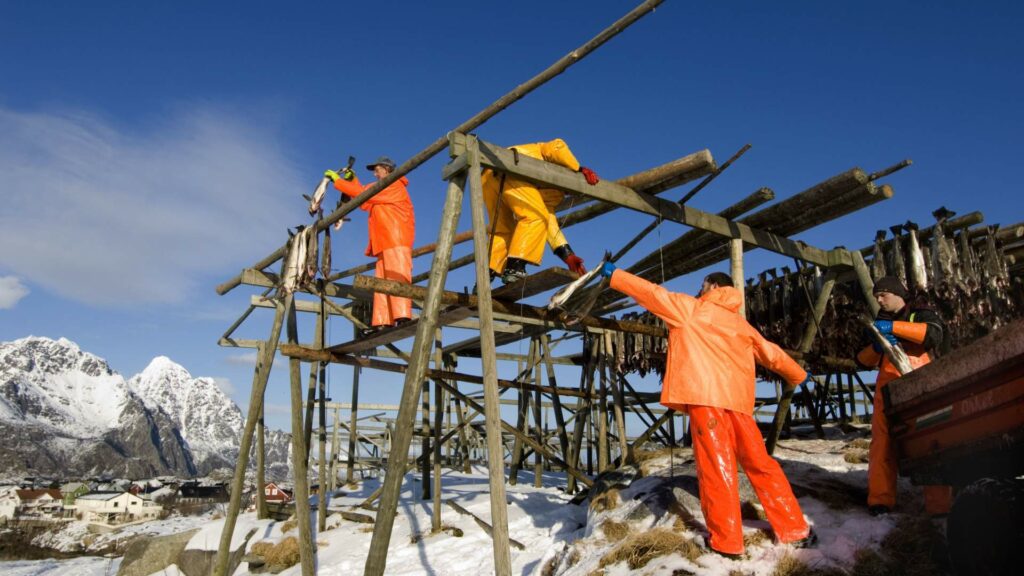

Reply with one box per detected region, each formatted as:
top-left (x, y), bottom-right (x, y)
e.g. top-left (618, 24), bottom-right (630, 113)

top-left (250, 537), bottom-right (301, 571)
top-left (598, 528), bottom-right (703, 570)
top-left (848, 515), bottom-right (949, 576)
top-left (770, 552), bottom-right (848, 576)
top-left (843, 449), bottom-right (869, 464)
top-left (410, 525), bottom-right (464, 543)
top-left (744, 529), bottom-right (771, 548)
top-left (589, 488), bottom-right (620, 513)
top-left (567, 546), bottom-right (581, 567)
top-left (280, 518), bottom-right (297, 533)
top-left (848, 438), bottom-right (871, 450)
top-left (634, 447), bottom-right (690, 476)
top-left (600, 519), bottom-right (630, 542)
top-left (741, 500), bottom-right (767, 520)
top-left (359, 526), bottom-right (374, 533)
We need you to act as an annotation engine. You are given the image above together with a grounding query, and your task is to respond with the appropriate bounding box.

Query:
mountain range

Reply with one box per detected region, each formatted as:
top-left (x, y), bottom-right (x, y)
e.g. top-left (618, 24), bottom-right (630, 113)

top-left (0, 336), bottom-right (291, 480)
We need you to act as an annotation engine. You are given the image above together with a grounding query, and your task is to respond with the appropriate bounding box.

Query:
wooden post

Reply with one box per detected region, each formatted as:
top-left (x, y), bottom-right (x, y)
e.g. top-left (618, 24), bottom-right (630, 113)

top-left (452, 387), bottom-right (472, 473)
top-left (432, 330), bottom-right (444, 532)
top-left (539, 335), bottom-right (571, 480)
top-left (363, 170), bottom-right (468, 576)
top-left (766, 269), bottom-right (837, 454)
top-left (465, 136), bottom-right (513, 575)
top-left (597, 339), bottom-right (610, 473)
top-left (532, 355), bottom-right (544, 487)
top-left (214, 304), bottom-right (285, 576)
top-left (316, 299), bottom-right (328, 532)
top-left (346, 359), bottom-right (361, 485)
top-left (286, 298), bottom-right (314, 576)
top-left (604, 334), bottom-right (630, 466)
top-left (730, 238), bottom-right (745, 318)
top-left (256, 382), bottom-right (268, 520)
top-left (852, 251), bottom-right (881, 316)
top-left (421, 374), bottom-right (432, 500)
top-left (303, 307), bottom-right (325, 460)
top-left (329, 406), bottom-right (341, 491)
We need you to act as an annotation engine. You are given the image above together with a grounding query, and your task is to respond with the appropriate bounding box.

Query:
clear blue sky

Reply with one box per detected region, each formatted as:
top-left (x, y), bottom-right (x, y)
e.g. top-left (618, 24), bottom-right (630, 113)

top-left (2, 1), bottom-right (1022, 431)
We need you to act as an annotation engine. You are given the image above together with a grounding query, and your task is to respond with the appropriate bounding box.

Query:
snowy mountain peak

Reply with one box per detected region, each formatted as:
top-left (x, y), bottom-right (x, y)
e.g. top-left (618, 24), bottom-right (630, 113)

top-left (0, 336), bottom-right (291, 479)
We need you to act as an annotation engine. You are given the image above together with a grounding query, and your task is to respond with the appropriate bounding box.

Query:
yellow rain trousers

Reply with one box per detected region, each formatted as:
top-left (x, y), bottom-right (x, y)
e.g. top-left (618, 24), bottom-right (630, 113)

top-left (482, 139), bottom-right (580, 274)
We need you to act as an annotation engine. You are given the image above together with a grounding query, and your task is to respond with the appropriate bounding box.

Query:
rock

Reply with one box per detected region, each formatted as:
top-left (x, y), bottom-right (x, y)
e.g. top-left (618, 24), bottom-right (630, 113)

top-left (177, 528), bottom-right (257, 576)
top-left (117, 528), bottom-right (199, 576)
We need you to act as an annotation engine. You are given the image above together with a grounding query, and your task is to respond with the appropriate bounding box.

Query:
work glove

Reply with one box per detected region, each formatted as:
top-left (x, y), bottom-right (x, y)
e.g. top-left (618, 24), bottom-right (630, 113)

top-left (565, 254), bottom-right (586, 275)
top-left (873, 320), bottom-right (899, 346)
top-left (579, 166), bottom-right (599, 185)
top-left (324, 169), bottom-right (355, 182)
top-left (600, 260), bottom-right (617, 278)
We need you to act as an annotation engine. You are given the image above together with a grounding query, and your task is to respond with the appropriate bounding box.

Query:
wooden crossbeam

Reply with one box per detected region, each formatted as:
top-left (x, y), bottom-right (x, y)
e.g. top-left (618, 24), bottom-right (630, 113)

top-left (450, 134), bottom-right (850, 268)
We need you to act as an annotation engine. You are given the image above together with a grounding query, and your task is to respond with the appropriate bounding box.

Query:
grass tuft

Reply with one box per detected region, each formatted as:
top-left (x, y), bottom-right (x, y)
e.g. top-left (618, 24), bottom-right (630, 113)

top-left (590, 488), bottom-right (620, 513)
top-left (250, 537), bottom-right (301, 571)
top-left (600, 519), bottom-right (630, 542)
top-left (598, 527), bottom-right (702, 570)
top-left (280, 518), bottom-right (297, 533)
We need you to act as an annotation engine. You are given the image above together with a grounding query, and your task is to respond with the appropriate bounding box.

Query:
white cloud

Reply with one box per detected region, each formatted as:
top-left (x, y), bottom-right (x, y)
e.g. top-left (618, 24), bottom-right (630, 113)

top-left (225, 352), bottom-right (259, 367)
top-left (0, 276), bottom-right (30, 309)
top-left (0, 105), bottom-right (306, 307)
top-left (212, 377), bottom-right (236, 396)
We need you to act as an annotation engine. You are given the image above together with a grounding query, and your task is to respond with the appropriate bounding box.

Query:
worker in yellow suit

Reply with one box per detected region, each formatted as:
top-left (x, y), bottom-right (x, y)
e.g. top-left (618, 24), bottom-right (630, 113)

top-left (482, 139), bottom-right (599, 284)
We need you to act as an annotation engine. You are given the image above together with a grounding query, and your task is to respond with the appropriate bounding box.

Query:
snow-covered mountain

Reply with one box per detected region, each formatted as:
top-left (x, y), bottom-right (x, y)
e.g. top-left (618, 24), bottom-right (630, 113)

top-left (129, 355), bottom-right (291, 477)
top-left (0, 336), bottom-right (290, 479)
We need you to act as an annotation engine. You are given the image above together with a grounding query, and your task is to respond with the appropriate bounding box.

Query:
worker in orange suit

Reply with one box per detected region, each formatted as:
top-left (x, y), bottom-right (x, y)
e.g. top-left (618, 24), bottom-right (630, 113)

top-left (854, 276), bottom-right (952, 516)
top-left (601, 263), bottom-right (816, 558)
top-left (325, 156), bottom-right (414, 334)
top-left (482, 138), bottom-right (598, 284)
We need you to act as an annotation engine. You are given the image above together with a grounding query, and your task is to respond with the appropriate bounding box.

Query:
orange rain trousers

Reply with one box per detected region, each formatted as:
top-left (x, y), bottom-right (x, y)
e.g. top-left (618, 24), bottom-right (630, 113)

top-left (690, 406), bottom-right (810, 555)
top-left (867, 369), bottom-right (953, 514)
top-left (372, 246), bottom-right (412, 327)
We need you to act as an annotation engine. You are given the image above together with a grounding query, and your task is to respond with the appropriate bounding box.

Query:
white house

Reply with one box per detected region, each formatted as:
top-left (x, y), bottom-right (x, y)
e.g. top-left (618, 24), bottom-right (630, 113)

top-left (13, 489), bottom-right (65, 519)
top-left (74, 491), bottom-right (162, 524)
top-left (0, 486), bottom-right (19, 522)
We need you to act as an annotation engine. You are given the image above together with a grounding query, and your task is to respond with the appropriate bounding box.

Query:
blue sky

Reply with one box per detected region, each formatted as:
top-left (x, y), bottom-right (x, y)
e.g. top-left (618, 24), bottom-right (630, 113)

top-left (2, 1), bottom-right (1022, 431)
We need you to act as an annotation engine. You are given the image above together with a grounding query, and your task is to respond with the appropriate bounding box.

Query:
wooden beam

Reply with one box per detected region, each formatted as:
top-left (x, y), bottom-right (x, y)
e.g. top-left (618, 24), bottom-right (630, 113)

top-left (453, 135), bottom-right (842, 267)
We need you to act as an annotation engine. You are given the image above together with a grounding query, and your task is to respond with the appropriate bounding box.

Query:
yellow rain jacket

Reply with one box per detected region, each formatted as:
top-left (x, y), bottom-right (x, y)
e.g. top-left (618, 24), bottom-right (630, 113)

top-left (482, 139), bottom-right (581, 273)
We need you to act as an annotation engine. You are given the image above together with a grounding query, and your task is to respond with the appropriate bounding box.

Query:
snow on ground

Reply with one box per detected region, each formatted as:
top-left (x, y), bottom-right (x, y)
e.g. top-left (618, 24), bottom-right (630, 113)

top-left (30, 511), bottom-right (217, 553)
top-left (0, 556), bottom-right (122, 576)
top-left (0, 425), bottom-right (928, 575)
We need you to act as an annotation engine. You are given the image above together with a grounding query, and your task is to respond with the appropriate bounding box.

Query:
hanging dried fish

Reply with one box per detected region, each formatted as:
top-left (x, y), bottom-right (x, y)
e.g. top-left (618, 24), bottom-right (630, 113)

top-left (887, 225), bottom-right (907, 287)
top-left (871, 230), bottom-right (888, 281)
top-left (904, 221), bottom-right (928, 291)
top-left (277, 225), bottom-right (313, 299)
top-left (930, 207), bottom-right (958, 287)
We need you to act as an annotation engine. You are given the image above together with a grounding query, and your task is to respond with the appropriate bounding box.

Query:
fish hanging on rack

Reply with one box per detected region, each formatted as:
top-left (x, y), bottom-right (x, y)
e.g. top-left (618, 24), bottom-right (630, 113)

top-left (871, 230), bottom-right (888, 281)
top-left (904, 221), bottom-right (928, 291)
top-left (887, 225), bottom-right (908, 287)
top-left (930, 207), bottom-right (958, 287)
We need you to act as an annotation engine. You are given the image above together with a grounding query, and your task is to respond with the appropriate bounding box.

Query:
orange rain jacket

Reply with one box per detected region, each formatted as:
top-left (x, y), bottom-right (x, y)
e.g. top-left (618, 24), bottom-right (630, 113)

top-left (610, 269), bottom-right (807, 413)
top-left (334, 176), bottom-right (415, 257)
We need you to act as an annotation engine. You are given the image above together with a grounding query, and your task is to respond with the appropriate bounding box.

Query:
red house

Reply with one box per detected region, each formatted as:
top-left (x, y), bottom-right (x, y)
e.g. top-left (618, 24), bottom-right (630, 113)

top-left (263, 483), bottom-right (292, 504)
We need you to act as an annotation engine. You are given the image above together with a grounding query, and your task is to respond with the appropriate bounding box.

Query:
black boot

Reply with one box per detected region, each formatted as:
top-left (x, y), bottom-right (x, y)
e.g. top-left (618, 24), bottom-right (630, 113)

top-left (501, 258), bottom-right (529, 284)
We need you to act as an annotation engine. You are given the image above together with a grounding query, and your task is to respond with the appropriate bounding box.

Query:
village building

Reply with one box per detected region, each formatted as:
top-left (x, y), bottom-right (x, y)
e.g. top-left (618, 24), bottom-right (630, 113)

top-left (73, 491), bottom-right (161, 524)
top-left (59, 482), bottom-right (90, 505)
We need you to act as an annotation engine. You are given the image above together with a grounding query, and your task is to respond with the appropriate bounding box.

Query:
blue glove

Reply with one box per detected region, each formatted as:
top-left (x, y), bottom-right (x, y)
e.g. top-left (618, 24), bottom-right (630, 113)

top-left (600, 260), bottom-right (617, 278)
top-left (873, 320), bottom-right (899, 346)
